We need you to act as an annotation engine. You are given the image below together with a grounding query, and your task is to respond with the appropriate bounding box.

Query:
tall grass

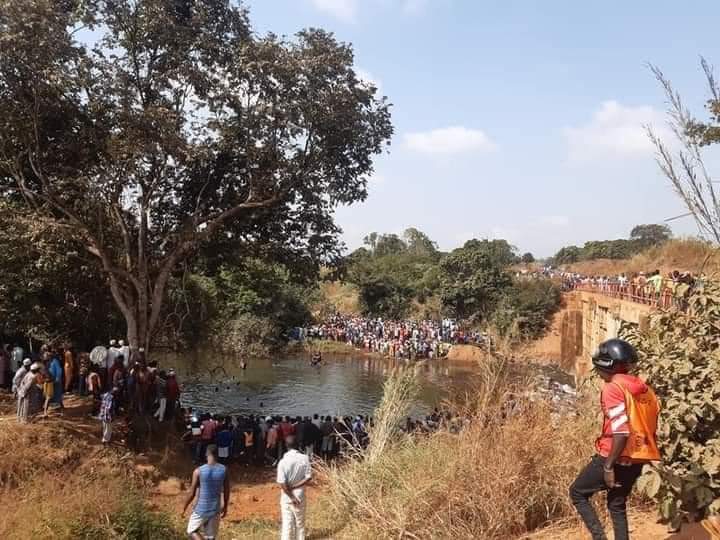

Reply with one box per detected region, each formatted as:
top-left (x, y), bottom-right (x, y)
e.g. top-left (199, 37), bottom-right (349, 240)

top-left (317, 358), bottom-right (596, 539)
top-left (0, 418), bottom-right (181, 539)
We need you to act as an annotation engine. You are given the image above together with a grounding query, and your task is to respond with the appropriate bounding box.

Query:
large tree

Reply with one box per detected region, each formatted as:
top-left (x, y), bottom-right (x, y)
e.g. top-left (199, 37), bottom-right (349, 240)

top-left (0, 0), bottom-right (392, 349)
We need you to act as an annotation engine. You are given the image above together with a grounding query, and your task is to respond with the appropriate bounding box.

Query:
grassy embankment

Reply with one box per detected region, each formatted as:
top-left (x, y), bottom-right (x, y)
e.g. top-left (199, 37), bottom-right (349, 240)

top-left (0, 398), bottom-right (181, 539)
top-left (561, 238), bottom-right (720, 277)
top-left (311, 358), bottom-right (601, 539)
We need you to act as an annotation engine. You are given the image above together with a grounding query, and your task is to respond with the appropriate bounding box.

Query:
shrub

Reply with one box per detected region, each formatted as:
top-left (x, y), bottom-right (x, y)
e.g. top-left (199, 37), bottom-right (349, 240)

top-left (621, 279), bottom-right (720, 528)
top-left (317, 359), bottom-right (595, 539)
top-left (491, 280), bottom-right (561, 340)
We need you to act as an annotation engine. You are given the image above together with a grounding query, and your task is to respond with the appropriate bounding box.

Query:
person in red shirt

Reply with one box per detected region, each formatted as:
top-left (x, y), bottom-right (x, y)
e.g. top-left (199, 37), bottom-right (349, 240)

top-left (570, 339), bottom-right (659, 540)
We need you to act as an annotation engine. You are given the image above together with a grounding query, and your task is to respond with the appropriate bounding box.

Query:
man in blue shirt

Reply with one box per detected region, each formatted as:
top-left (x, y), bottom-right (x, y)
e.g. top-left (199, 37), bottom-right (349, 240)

top-left (183, 444), bottom-right (230, 540)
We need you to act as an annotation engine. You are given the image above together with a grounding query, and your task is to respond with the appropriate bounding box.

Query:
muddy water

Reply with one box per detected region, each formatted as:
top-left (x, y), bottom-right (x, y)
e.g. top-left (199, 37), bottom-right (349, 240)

top-left (153, 351), bottom-right (478, 418)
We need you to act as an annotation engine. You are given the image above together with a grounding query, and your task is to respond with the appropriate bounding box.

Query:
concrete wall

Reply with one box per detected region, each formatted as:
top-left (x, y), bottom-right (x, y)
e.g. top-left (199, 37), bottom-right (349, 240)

top-left (559, 291), bottom-right (651, 380)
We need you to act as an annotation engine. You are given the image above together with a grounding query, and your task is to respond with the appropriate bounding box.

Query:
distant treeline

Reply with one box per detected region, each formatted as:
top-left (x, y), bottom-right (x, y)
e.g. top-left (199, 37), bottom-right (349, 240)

top-left (340, 229), bottom-right (559, 340)
top-left (551, 224), bottom-right (672, 265)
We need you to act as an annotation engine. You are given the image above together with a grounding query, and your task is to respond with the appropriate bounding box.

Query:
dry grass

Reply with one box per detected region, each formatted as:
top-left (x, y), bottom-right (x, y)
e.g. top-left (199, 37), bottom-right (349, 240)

top-left (0, 413), bottom-right (180, 539)
top-left (316, 359), bottom-right (597, 539)
top-left (564, 238), bottom-right (720, 277)
top-left (316, 281), bottom-right (361, 316)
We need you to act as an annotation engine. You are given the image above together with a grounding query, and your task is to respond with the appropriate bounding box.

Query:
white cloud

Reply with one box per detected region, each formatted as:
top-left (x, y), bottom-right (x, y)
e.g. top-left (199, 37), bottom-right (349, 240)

top-left (310, 0), bottom-right (358, 22)
top-left (563, 100), bottom-right (668, 162)
top-left (355, 68), bottom-right (382, 92)
top-left (403, 126), bottom-right (498, 155)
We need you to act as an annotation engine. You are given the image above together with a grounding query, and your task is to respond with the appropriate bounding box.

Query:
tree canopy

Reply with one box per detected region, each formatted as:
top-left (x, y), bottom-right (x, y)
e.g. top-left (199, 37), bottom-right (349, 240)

top-left (0, 0), bottom-right (393, 349)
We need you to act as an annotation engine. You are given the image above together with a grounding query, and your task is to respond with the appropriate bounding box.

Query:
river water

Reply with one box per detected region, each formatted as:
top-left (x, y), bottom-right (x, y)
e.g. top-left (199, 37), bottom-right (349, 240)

top-left (154, 352), bottom-right (478, 418)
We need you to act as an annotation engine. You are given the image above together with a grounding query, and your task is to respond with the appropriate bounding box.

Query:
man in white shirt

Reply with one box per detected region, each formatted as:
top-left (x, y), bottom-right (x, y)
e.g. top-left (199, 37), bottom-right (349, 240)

top-left (276, 435), bottom-right (312, 540)
top-left (118, 340), bottom-right (131, 368)
top-left (106, 339), bottom-right (119, 371)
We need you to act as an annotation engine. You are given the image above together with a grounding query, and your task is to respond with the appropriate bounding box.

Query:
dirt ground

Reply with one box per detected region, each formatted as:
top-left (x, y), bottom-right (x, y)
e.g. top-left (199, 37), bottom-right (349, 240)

top-left (0, 391), bottom-right (319, 531)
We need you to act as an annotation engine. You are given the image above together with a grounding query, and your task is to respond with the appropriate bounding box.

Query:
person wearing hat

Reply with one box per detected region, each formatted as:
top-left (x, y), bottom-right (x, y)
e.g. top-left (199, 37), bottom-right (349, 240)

top-left (570, 339), bottom-right (660, 540)
top-left (12, 358), bottom-right (32, 396)
top-left (17, 362), bottom-right (42, 423)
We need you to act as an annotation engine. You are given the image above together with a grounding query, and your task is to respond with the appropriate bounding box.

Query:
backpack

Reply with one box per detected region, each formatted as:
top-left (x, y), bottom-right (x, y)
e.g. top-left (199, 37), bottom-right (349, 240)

top-left (612, 381), bottom-right (661, 463)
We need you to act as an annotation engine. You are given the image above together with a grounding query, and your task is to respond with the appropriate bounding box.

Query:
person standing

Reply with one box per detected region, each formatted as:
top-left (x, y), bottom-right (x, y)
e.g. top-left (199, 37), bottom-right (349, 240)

top-left (63, 345), bottom-right (75, 393)
top-left (78, 352), bottom-right (90, 396)
top-left (118, 340), bottom-right (130, 368)
top-left (99, 387), bottom-right (119, 445)
top-left (183, 444), bottom-right (230, 540)
top-left (570, 339), bottom-right (660, 540)
top-left (154, 371), bottom-right (168, 422)
top-left (12, 358), bottom-right (31, 396)
top-left (277, 435), bottom-right (312, 540)
top-left (166, 369), bottom-right (180, 420)
top-left (48, 352), bottom-right (64, 414)
top-left (17, 362), bottom-right (42, 423)
top-left (106, 340), bottom-right (119, 390)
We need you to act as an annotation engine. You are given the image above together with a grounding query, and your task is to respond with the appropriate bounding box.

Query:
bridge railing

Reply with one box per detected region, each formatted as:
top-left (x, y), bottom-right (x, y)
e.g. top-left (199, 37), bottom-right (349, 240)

top-left (567, 281), bottom-right (678, 310)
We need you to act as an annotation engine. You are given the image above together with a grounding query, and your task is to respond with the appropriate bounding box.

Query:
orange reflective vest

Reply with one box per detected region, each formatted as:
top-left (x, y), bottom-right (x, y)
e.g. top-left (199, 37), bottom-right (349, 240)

top-left (612, 381), bottom-right (661, 463)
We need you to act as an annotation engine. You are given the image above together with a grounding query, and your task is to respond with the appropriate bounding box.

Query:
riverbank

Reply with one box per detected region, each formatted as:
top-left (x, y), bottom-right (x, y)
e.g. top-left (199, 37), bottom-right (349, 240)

top-left (0, 393), bottom-right (324, 539)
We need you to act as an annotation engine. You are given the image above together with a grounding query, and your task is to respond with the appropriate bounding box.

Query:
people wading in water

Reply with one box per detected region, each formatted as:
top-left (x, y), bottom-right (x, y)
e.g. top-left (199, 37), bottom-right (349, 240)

top-left (310, 352), bottom-right (322, 367)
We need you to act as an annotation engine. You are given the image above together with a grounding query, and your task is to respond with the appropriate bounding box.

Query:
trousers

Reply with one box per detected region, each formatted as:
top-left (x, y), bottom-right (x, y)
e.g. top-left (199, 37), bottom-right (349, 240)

top-left (570, 455), bottom-right (643, 540)
top-left (154, 398), bottom-right (167, 422)
top-left (280, 496), bottom-right (306, 540)
top-left (102, 421), bottom-right (113, 443)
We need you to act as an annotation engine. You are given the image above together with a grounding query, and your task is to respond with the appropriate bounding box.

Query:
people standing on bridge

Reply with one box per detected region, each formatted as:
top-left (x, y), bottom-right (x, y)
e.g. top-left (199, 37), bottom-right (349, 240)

top-left (183, 444), bottom-right (230, 540)
top-left (277, 435), bottom-right (312, 540)
top-left (570, 339), bottom-right (660, 540)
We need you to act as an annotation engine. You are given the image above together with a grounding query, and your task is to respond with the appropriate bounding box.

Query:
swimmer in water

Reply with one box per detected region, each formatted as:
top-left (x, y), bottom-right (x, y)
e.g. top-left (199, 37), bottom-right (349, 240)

top-left (311, 352), bottom-right (322, 366)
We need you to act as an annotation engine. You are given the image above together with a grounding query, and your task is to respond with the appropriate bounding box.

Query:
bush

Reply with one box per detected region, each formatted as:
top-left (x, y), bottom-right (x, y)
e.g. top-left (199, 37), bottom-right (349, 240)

top-left (318, 360), bottom-right (595, 539)
top-left (491, 280), bottom-right (561, 340)
top-left (621, 279), bottom-right (720, 528)
top-left (70, 493), bottom-right (181, 540)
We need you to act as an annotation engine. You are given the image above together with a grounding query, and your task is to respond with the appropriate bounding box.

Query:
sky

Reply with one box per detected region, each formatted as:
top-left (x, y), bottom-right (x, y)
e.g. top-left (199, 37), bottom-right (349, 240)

top-left (244, 0), bottom-right (719, 257)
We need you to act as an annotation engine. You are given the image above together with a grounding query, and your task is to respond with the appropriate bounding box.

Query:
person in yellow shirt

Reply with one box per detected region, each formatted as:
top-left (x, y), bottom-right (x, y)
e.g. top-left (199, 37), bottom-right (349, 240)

top-left (64, 345), bottom-right (75, 393)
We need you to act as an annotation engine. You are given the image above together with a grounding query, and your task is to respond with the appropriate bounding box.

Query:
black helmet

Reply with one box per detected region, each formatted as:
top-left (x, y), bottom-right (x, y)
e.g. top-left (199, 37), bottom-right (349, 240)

top-left (592, 339), bottom-right (638, 372)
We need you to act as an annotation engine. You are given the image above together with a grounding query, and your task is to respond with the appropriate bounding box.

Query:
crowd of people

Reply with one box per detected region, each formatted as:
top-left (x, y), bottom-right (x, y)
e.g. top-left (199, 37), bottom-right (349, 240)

top-left (1, 339), bottom-right (182, 446)
top-left (516, 266), bottom-right (700, 309)
top-left (180, 406), bottom-right (455, 468)
top-left (304, 315), bottom-right (487, 360)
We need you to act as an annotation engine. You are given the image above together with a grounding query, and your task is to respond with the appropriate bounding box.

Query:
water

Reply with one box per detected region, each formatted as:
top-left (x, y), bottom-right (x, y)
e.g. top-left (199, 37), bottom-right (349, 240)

top-left (155, 351), bottom-right (477, 418)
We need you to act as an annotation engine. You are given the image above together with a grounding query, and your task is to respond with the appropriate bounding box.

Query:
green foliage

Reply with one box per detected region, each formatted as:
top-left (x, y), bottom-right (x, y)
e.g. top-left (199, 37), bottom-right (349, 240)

top-left (491, 280), bottom-right (561, 339)
top-left (0, 203), bottom-right (123, 347)
top-left (159, 258), bottom-right (313, 353)
top-left (552, 224), bottom-right (671, 265)
top-left (69, 492), bottom-right (181, 540)
top-left (438, 240), bottom-right (514, 321)
top-left (630, 224), bottom-right (672, 248)
top-left (621, 280), bottom-right (720, 527)
top-left (347, 228), bottom-right (441, 318)
top-left (0, 0), bottom-right (392, 346)
top-left (553, 245), bottom-right (582, 264)
top-left (521, 252), bottom-right (535, 264)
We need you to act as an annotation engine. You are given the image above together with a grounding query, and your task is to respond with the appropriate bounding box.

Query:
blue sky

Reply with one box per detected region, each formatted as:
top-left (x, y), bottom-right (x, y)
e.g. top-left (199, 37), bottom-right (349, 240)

top-left (244, 0), bottom-right (718, 257)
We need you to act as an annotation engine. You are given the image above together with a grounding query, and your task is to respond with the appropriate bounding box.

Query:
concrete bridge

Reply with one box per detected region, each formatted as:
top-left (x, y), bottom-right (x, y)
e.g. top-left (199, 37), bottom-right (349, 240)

top-left (557, 290), bottom-right (652, 379)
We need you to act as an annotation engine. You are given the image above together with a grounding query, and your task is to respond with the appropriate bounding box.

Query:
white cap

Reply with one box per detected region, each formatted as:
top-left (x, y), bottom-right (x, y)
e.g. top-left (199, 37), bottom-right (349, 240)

top-left (23, 358), bottom-right (31, 367)
top-left (109, 339), bottom-right (117, 346)
top-left (265, 416), bottom-right (272, 422)
top-left (30, 362), bottom-right (42, 371)
top-left (119, 340), bottom-right (125, 346)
